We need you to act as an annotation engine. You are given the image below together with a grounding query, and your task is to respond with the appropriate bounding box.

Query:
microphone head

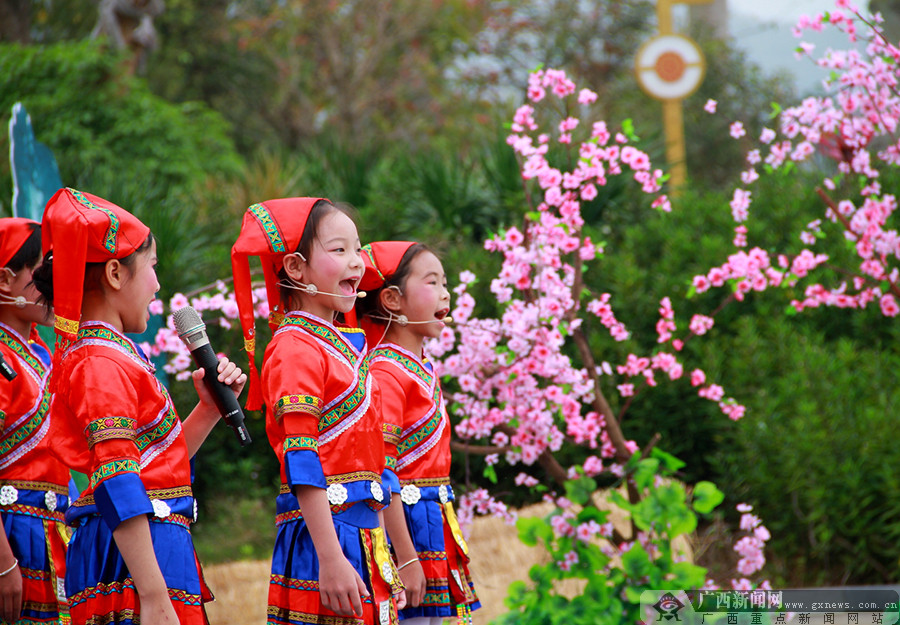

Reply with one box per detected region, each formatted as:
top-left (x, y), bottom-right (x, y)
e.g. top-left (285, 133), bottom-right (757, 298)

top-left (443, 316), bottom-right (453, 324)
top-left (356, 291), bottom-right (366, 298)
top-left (173, 306), bottom-right (205, 339)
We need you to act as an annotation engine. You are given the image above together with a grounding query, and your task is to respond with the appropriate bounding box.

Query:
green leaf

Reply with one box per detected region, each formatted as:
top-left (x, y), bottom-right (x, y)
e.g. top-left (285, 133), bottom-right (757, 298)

top-left (651, 448), bottom-right (686, 474)
top-left (633, 458), bottom-right (660, 490)
top-left (577, 507), bottom-right (610, 526)
top-left (692, 481), bottom-right (725, 514)
top-left (483, 464), bottom-right (498, 484)
top-left (668, 561), bottom-right (709, 587)
top-left (608, 489), bottom-right (632, 511)
top-left (517, 516), bottom-right (552, 547)
top-left (621, 118), bottom-right (640, 141)
top-left (505, 580), bottom-right (529, 607)
top-left (621, 543), bottom-right (652, 578)
top-left (565, 476), bottom-right (597, 506)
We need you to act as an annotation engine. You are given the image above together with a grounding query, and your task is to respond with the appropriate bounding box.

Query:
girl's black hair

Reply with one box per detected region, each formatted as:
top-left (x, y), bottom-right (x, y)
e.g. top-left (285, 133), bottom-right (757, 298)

top-left (278, 200), bottom-right (358, 310)
top-left (32, 233), bottom-right (154, 308)
top-left (5, 223), bottom-right (41, 273)
top-left (355, 243), bottom-right (431, 326)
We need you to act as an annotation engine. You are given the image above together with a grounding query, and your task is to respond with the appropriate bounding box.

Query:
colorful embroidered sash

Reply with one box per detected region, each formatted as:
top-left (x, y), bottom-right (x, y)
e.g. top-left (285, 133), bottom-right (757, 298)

top-left (277, 313), bottom-right (371, 444)
top-left (73, 322), bottom-right (181, 467)
top-left (0, 323), bottom-right (52, 470)
top-left (368, 344), bottom-right (447, 470)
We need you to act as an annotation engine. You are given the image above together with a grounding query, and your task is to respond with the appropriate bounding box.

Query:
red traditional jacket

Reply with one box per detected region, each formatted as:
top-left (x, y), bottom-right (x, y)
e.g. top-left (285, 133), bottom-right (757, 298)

top-left (262, 311), bottom-right (385, 507)
top-left (49, 321), bottom-right (192, 528)
top-left (0, 322), bottom-right (69, 489)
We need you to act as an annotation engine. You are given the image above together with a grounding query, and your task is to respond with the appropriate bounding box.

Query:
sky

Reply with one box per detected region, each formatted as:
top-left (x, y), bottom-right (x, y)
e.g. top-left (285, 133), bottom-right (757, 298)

top-left (728, 0), bottom-right (861, 24)
top-left (724, 0), bottom-right (872, 93)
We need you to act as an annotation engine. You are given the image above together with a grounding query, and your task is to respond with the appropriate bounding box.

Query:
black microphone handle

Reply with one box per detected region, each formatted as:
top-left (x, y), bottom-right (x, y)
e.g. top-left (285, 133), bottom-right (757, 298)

top-left (188, 342), bottom-right (252, 446)
top-left (0, 354), bottom-right (15, 381)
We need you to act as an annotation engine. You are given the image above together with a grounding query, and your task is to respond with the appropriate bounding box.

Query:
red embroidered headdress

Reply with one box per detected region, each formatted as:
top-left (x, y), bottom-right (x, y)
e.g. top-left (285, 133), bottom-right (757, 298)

top-left (359, 241), bottom-right (416, 293)
top-left (0, 217), bottom-right (38, 269)
top-left (231, 197), bottom-right (328, 409)
top-left (352, 241), bottom-right (415, 338)
top-left (41, 188), bottom-right (151, 363)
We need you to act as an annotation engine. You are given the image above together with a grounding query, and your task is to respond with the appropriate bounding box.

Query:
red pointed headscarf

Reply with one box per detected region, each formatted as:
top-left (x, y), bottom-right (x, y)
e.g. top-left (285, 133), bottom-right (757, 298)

top-left (0, 218), bottom-right (39, 269)
top-left (352, 241), bottom-right (415, 339)
top-left (41, 188), bottom-right (151, 369)
top-left (230, 197), bottom-right (329, 410)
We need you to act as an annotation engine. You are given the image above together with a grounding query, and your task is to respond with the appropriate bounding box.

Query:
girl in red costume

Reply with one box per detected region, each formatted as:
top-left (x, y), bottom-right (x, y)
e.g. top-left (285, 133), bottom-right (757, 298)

top-left (34, 188), bottom-right (245, 625)
top-left (231, 198), bottom-right (401, 625)
top-left (0, 218), bottom-right (71, 624)
top-left (354, 242), bottom-right (479, 625)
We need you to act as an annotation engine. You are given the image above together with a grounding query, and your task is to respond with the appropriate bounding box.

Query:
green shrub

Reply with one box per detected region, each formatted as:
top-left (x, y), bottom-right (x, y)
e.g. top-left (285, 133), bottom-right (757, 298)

top-left (0, 39), bottom-right (242, 212)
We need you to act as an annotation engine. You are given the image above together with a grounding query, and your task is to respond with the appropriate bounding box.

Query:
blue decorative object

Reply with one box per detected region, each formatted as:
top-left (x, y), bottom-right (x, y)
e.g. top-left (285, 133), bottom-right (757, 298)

top-left (8, 102), bottom-right (63, 221)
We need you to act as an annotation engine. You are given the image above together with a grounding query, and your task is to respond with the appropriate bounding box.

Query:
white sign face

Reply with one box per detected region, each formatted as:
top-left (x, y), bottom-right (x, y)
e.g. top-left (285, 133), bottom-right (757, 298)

top-left (635, 34), bottom-right (706, 101)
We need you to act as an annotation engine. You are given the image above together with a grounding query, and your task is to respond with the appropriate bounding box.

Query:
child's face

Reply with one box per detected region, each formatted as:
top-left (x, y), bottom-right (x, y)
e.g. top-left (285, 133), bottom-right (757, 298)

top-left (398, 251), bottom-right (450, 339)
top-left (117, 239), bottom-right (160, 334)
top-left (298, 210), bottom-right (364, 319)
top-left (0, 260), bottom-right (52, 327)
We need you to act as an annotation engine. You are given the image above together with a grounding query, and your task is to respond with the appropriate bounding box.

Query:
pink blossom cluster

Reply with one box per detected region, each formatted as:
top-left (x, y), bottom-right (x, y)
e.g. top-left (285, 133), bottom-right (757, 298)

top-left (699, 0), bottom-right (900, 316)
top-left (614, 297), bottom-right (746, 420)
top-left (731, 502), bottom-right (772, 588)
top-left (455, 488), bottom-right (517, 538)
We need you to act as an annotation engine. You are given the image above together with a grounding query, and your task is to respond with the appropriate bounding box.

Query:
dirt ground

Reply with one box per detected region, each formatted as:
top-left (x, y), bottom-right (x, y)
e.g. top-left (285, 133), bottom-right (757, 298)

top-left (203, 494), bottom-right (693, 624)
top-left (203, 508), bottom-right (542, 625)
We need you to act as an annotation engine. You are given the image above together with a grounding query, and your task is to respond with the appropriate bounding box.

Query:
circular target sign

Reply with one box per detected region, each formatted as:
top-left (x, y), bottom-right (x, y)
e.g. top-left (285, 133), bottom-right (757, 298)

top-left (635, 34), bottom-right (705, 101)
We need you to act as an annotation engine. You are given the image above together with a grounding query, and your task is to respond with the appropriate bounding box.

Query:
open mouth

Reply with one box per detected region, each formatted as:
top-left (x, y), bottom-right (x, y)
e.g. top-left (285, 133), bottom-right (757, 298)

top-left (340, 278), bottom-right (359, 296)
top-left (435, 308), bottom-right (450, 320)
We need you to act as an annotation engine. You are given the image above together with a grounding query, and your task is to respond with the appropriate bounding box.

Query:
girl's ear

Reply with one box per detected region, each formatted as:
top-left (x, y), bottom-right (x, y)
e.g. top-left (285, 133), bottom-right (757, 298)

top-left (0, 268), bottom-right (14, 294)
top-left (103, 259), bottom-right (125, 291)
top-left (380, 285), bottom-right (403, 313)
top-left (283, 253), bottom-right (305, 282)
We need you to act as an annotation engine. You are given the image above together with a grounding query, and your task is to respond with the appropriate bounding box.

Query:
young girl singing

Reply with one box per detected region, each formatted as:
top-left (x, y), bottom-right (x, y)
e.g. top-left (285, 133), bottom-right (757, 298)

top-left (231, 198), bottom-right (400, 625)
top-left (355, 242), bottom-right (479, 625)
top-left (35, 188), bottom-right (245, 625)
top-left (0, 218), bottom-right (71, 624)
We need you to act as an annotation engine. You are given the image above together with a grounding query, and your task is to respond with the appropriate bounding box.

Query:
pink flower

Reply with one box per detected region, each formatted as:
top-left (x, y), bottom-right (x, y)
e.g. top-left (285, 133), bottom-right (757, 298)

top-left (730, 189), bottom-right (752, 222)
top-left (689, 314), bottom-right (715, 336)
top-left (880, 294), bottom-right (899, 317)
top-left (704, 99), bottom-right (718, 113)
top-left (514, 473), bottom-right (539, 487)
top-left (578, 88), bottom-right (598, 105)
top-left (558, 550), bottom-right (579, 571)
top-left (699, 384), bottom-right (725, 401)
top-left (730, 122), bottom-right (747, 139)
top-left (583, 456), bottom-right (603, 476)
top-left (169, 293), bottom-right (189, 312)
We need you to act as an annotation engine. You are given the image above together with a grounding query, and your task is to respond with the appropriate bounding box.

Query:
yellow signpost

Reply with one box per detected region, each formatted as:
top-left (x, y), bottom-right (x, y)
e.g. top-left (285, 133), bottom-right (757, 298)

top-left (635, 0), bottom-right (714, 194)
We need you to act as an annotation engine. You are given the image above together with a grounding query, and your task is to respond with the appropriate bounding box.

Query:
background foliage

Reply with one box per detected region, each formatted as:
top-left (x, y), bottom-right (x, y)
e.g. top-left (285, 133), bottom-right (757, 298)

top-left (1, 0), bottom-right (897, 588)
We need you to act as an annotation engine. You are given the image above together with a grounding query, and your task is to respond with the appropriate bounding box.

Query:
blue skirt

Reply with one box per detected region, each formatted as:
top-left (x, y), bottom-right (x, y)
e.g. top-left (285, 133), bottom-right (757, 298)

top-left (65, 497), bottom-right (210, 625)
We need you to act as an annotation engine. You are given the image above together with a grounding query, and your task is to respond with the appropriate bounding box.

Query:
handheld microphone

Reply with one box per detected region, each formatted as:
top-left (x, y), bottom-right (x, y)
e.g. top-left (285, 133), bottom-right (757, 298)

top-left (0, 354), bottom-right (16, 381)
top-left (173, 306), bottom-right (251, 446)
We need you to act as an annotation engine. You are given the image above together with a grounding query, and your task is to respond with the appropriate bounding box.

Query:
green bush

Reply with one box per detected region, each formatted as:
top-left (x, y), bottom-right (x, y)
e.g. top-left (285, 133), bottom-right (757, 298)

top-left (0, 39), bottom-right (242, 213)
